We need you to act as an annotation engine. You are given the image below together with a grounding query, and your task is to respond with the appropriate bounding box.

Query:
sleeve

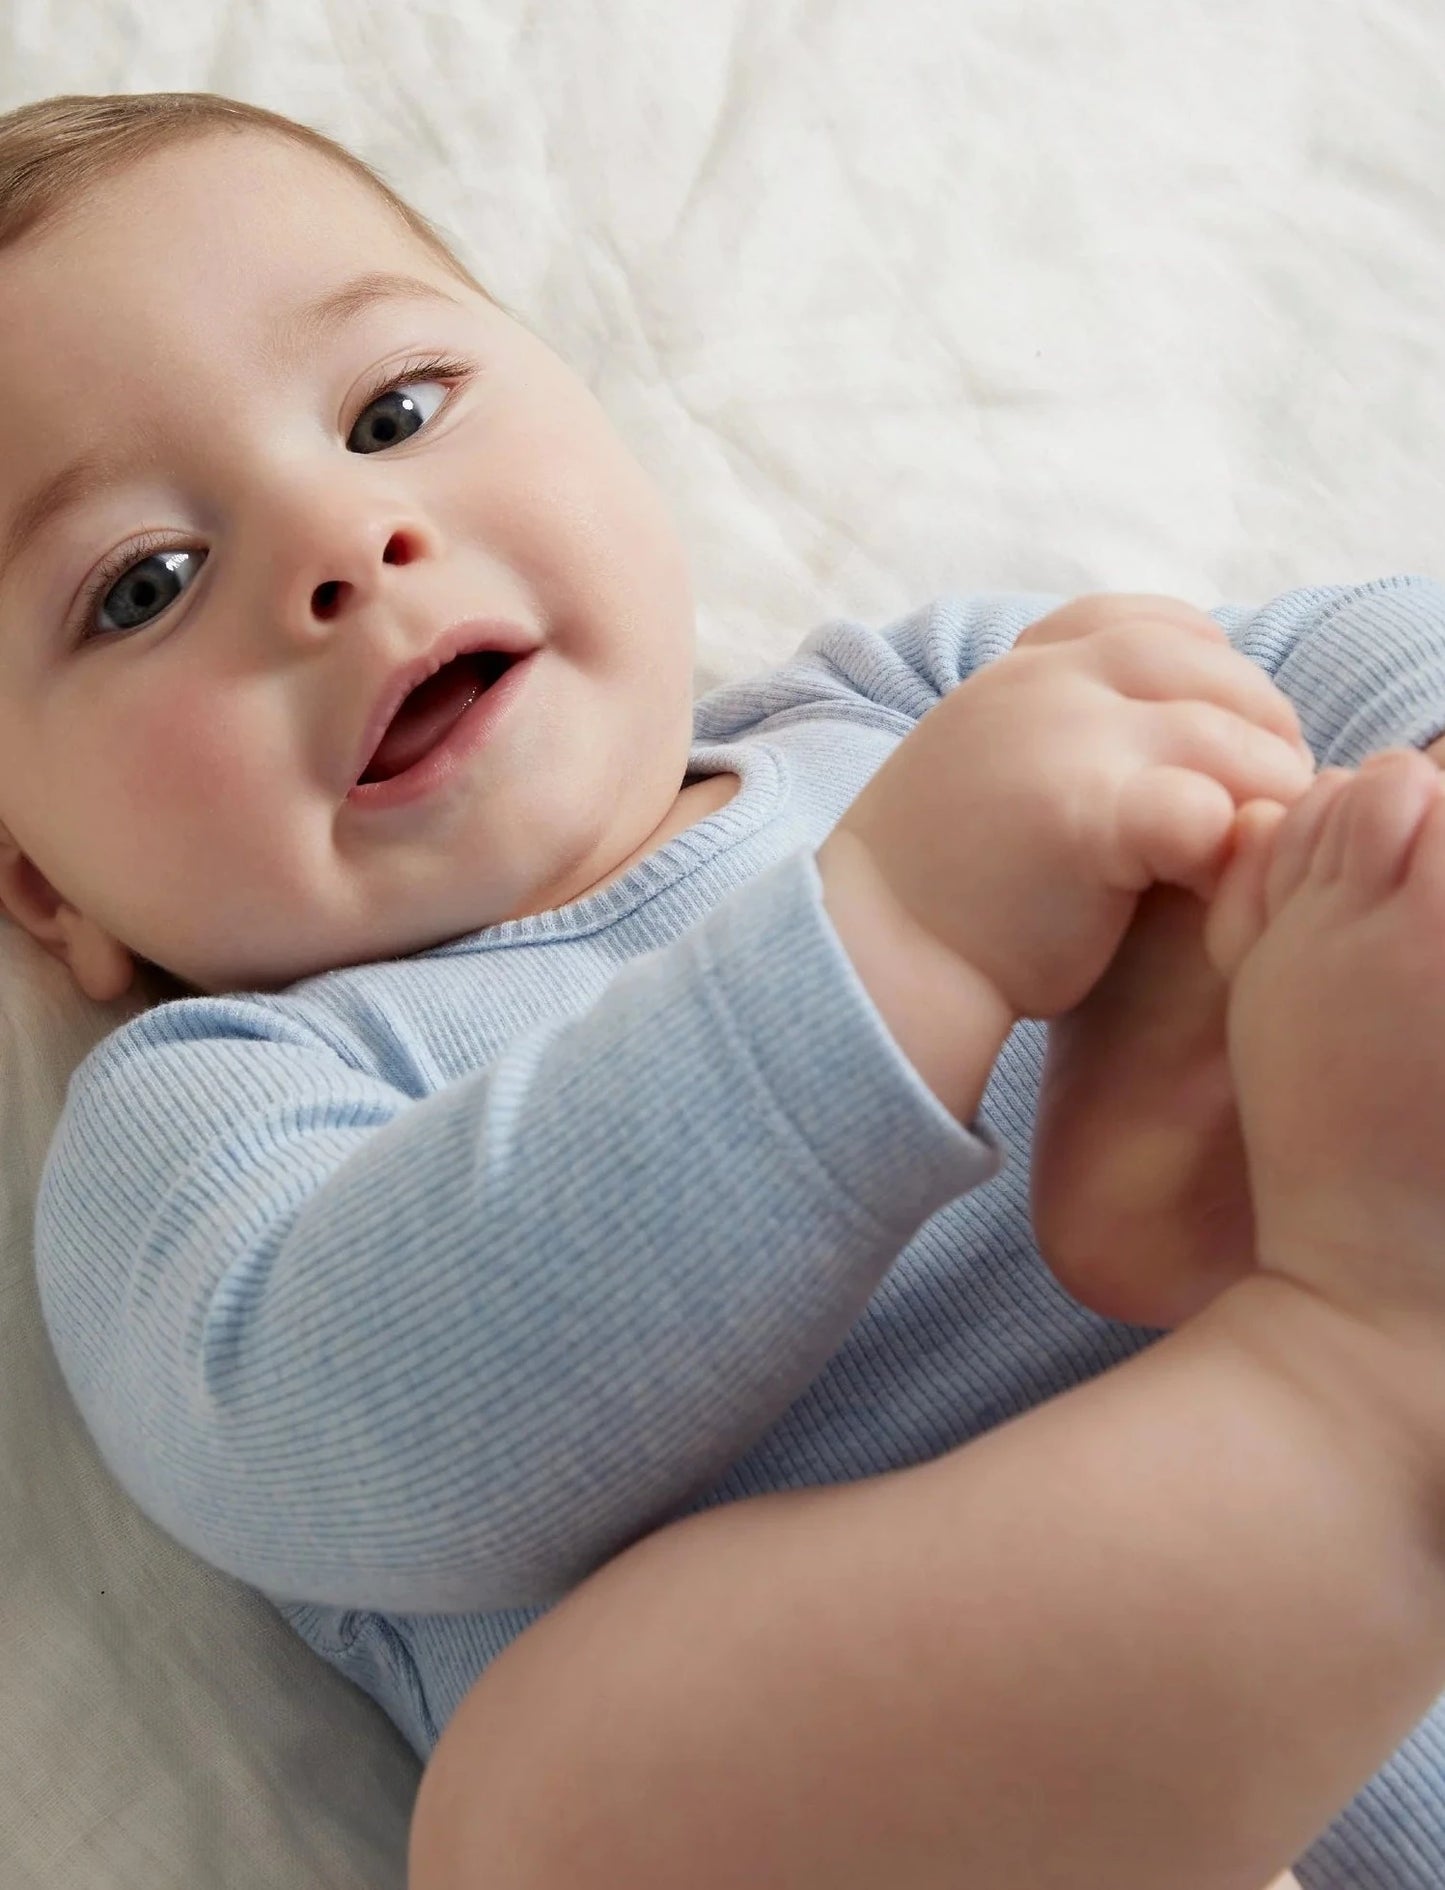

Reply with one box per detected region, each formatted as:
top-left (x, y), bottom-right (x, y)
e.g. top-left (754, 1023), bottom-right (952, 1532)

top-left (692, 591), bottom-right (1070, 738)
top-left (34, 849), bottom-right (1000, 1618)
top-left (696, 574), bottom-right (1445, 761)
top-left (1210, 571), bottom-right (1445, 765)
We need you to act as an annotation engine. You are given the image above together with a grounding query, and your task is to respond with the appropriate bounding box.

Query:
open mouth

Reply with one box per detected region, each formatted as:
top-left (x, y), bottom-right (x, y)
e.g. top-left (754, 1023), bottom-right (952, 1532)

top-left (358, 650), bottom-right (517, 784)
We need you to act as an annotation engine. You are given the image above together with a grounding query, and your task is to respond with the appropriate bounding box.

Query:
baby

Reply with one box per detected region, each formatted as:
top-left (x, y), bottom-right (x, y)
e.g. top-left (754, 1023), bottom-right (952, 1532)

top-left (6, 90), bottom-right (1445, 1890)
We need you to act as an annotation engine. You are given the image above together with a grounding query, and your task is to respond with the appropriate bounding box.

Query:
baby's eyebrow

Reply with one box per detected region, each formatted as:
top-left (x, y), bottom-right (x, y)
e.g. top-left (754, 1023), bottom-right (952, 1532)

top-left (0, 451), bottom-right (131, 596)
top-left (0, 271), bottom-right (466, 594)
top-left (265, 270), bottom-right (466, 369)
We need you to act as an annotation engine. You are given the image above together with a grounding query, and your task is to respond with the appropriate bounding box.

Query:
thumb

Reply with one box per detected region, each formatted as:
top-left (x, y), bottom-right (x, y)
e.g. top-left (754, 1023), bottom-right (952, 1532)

top-left (1203, 800), bottom-right (1287, 980)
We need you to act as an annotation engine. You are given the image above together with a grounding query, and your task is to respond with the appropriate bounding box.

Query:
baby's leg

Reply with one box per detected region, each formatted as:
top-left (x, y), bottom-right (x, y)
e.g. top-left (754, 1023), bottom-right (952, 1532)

top-left (1031, 879), bottom-right (1255, 1329)
top-left (417, 1628), bottom-right (1301, 1890)
top-left (407, 1291), bottom-right (1432, 1890)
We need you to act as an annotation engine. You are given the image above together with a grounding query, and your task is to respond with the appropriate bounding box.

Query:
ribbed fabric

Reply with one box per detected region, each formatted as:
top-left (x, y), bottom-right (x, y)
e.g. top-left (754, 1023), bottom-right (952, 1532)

top-left (33, 576), bottom-right (1445, 1886)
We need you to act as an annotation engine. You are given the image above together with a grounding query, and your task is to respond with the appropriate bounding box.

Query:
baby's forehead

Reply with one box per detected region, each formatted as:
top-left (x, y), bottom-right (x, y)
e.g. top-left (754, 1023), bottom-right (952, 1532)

top-left (28, 133), bottom-right (420, 287)
top-left (4, 142), bottom-right (452, 367)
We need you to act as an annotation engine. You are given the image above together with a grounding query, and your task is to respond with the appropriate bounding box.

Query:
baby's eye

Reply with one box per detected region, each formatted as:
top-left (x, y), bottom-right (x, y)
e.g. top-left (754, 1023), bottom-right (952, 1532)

top-left (347, 377), bottom-right (449, 454)
top-left (97, 549), bottom-right (206, 634)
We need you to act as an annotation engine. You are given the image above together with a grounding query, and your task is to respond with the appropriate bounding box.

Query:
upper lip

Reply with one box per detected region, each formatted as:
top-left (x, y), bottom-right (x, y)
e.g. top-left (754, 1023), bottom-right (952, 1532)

top-left (351, 618), bottom-right (537, 788)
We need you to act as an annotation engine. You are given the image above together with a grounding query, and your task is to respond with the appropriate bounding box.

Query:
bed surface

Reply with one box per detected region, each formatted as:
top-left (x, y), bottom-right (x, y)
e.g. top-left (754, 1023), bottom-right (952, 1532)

top-left (3, 3), bottom-right (1444, 1883)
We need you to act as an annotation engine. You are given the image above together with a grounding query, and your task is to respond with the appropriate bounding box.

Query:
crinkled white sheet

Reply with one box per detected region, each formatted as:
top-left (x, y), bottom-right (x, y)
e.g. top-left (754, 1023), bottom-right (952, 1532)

top-left (3, 2), bottom-right (1444, 1884)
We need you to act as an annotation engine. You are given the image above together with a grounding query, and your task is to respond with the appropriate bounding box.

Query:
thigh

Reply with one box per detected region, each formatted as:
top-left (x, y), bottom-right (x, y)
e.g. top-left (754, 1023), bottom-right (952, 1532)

top-left (406, 1447), bottom-right (1325, 1890)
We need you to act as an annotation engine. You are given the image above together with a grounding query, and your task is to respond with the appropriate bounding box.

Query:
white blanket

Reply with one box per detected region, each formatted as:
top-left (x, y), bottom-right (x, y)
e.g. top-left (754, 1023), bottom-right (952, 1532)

top-left (3, 3), bottom-right (1443, 1883)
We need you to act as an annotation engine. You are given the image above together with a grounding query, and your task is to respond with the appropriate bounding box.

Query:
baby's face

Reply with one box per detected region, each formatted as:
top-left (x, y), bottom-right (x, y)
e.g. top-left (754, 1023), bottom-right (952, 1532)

top-left (0, 134), bottom-right (697, 996)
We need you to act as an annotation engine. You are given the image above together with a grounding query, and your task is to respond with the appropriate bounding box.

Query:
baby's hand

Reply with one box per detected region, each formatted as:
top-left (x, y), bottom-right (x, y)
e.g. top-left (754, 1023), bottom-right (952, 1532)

top-left (831, 595), bottom-right (1314, 1022)
top-left (1202, 795), bottom-right (1305, 984)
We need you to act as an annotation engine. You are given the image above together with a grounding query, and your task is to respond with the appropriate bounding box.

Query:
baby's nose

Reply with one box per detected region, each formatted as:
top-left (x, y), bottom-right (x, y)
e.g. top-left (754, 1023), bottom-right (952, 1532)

top-left (309, 528), bottom-right (420, 621)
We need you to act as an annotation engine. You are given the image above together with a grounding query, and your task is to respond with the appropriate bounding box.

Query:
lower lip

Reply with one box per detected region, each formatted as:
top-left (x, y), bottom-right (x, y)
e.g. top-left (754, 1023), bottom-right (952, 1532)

top-left (345, 652), bottom-right (534, 812)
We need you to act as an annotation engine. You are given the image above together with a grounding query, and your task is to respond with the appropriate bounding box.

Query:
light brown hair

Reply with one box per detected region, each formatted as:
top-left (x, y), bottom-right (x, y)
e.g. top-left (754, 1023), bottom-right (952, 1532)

top-left (0, 89), bottom-right (488, 294)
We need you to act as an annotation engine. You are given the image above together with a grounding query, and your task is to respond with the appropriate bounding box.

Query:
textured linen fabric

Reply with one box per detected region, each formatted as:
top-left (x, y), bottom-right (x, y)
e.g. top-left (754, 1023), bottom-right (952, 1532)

top-left (33, 573), bottom-right (1445, 1887)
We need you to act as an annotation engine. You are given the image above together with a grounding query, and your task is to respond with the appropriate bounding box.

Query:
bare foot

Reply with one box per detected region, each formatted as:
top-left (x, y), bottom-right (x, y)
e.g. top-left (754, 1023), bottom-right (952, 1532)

top-left (1032, 741), bottom-right (1445, 1329)
top-left (1031, 880), bottom-right (1255, 1329)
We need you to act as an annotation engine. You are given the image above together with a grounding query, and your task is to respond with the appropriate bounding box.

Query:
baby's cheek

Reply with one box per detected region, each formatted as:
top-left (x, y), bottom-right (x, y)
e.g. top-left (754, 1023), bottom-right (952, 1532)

top-left (1425, 730), bottom-right (1445, 772)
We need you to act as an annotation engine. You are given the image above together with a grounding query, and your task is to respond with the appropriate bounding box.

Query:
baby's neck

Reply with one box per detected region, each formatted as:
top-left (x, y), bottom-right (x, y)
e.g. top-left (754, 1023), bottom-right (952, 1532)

top-left (586, 769), bottom-right (740, 899)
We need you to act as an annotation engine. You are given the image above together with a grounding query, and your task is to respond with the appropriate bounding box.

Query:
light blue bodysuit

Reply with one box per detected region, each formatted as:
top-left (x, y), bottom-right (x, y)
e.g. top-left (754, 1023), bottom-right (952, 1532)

top-left (35, 574), bottom-right (1445, 1888)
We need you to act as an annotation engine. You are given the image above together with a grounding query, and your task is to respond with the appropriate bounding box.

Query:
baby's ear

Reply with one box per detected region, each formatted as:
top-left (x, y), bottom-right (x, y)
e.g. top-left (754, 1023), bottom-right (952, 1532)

top-left (1202, 800), bottom-right (1287, 981)
top-left (0, 829), bottom-right (138, 1003)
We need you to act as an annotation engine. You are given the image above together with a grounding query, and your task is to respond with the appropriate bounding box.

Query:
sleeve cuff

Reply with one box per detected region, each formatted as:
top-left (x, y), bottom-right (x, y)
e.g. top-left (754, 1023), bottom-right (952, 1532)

top-left (1220, 575), bottom-right (1445, 766)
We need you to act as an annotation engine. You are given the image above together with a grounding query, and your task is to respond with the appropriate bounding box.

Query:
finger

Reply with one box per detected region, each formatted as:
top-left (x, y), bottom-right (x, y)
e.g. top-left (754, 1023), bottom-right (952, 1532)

top-left (1016, 594), bottom-right (1228, 653)
top-left (1094, 629), bottom-right (1309, 755)
top-left (1143, 700), bottom-right (1315, 809)
top-left (1204, 800), bottom-right (1288, 978)
top-left (1113, 766), bottom-right (1237, 896)
top-left (1264, 767), bottom-right (1354, 910)
top-left (1335, 748), bottom-right (1444, 898)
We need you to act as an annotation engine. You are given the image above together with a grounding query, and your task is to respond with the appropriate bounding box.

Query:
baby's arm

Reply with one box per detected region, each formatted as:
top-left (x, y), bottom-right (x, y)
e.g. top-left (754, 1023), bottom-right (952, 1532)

top-left (37, 847), bottom-right (1005, 1615)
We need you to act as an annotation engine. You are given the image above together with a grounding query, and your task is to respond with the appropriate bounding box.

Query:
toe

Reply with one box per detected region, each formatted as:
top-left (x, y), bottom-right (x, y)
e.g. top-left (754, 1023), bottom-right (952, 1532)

top-left (1338, 749), bottom-right (1441, 898)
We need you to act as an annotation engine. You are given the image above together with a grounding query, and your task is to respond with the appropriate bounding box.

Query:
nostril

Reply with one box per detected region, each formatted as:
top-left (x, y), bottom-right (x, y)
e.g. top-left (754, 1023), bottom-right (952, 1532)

top-left (382, 531), bottom-right (412, 566)
top-left (312, 580), bottom-right (345, 619)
